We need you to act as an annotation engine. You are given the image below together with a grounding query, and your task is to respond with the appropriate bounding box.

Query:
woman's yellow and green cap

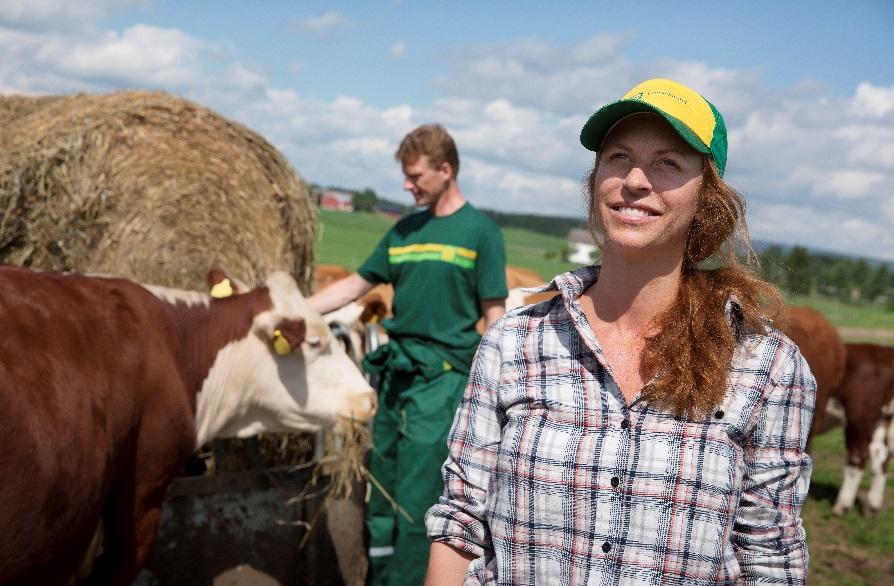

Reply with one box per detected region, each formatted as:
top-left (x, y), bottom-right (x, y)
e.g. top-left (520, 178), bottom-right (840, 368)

top-left (580, 78), bottom-right (728, 176)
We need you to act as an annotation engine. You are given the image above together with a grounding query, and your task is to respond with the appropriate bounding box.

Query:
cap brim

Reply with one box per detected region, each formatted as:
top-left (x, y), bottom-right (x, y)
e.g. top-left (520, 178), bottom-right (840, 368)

top-left (580, 100), bottom-right (711, 157)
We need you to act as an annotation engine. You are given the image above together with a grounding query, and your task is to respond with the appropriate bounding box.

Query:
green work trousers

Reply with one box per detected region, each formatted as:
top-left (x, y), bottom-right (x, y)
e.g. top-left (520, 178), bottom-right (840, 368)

top-left (365, 367), bottom-right (467, 586)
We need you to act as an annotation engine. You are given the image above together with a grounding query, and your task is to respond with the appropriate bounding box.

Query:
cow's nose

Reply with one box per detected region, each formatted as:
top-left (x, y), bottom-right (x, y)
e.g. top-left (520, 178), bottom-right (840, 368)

top-left (349, 388), bottom-right (377, 423)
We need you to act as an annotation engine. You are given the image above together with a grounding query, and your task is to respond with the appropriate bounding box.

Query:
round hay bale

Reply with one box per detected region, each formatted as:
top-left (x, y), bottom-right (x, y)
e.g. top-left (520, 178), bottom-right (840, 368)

top-left (0, 90), bottom-right (315, 291)
top-left (0, 95), bottom-right (65, 127)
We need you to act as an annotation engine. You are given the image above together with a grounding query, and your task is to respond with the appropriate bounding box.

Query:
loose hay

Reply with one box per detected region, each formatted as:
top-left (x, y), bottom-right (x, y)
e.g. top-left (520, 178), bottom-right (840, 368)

top-left (290, 422), bottom-right (373, 502)
top-left (287, 422), bottom-right (403, 548)
top-left (0, 90), bottom-right (315, 291)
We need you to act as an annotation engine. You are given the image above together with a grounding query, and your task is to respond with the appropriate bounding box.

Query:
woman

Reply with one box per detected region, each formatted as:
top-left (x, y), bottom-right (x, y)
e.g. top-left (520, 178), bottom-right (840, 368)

top-left (424, 79), bottom-right (815, 585)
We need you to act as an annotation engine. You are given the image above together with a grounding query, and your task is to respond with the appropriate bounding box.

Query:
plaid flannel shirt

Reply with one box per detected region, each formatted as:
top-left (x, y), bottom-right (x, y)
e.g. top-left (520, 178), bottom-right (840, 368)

top-left (426, 266), bottom-right (815, 585)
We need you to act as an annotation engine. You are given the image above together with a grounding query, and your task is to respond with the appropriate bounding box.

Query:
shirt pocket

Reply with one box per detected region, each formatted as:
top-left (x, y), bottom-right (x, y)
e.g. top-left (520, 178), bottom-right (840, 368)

top-left (645, 412), bottom-right (743, 530)
top-left (515, 354), bottom-right (609, 427)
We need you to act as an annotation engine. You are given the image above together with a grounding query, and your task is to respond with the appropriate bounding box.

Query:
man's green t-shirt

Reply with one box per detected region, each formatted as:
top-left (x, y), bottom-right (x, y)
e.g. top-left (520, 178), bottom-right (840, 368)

top-left (357, 203), bottom-right (507, 374)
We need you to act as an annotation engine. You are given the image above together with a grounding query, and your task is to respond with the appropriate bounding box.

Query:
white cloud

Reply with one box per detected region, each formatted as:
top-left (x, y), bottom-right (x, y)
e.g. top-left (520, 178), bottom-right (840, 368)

top-left (291, 11), bottom-right (352, 35)
top-left (388, 40), bottom-right (406, 60)
top-left (0, 21), bottom-right (258, 96)
top-left (850, 82), bottom-right (894, 118)
top-left (752, 204), bottom-right (894, 261)
top-left (835, 124), bottom-right (894, 168)
top-left (52, 25), bottom-right (204, 86)
top-left (437, 34), bottom-right (636, 117)
top-left (0, 0), bottom-right (149, 31)
top-left (224, 63), bottom-right (267, 91)
top-left (462, 159), bottom-right (585, 214)
top-left (441, 97), bottom-right (582, 175)
top-left (791, 167), bottom-right (886, 200)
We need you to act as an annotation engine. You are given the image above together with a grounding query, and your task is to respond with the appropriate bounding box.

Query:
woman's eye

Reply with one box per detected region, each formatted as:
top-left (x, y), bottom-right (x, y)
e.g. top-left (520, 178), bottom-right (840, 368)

top-left (607, 152), bottom-right (630, 162)
top-left (660, 158), bottom-right (681, 170)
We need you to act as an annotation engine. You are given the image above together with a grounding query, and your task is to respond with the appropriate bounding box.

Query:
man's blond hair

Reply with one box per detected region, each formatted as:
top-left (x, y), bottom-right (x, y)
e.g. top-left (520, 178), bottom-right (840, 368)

top-left (395, 124), bottom-right (460, 178)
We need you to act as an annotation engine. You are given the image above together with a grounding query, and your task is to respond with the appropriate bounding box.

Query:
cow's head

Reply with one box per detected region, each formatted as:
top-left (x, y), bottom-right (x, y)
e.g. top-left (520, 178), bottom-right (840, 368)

top-left (195, 270), bottom-right (377, 446)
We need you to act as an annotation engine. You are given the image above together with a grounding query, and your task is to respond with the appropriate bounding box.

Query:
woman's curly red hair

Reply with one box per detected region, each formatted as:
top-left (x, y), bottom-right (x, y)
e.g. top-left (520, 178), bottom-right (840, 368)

top-left (586, 158), bottom-right (783, 417)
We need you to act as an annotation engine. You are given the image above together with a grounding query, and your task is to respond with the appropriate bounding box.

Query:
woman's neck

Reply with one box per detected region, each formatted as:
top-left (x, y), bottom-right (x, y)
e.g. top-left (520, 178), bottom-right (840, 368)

top-left (586, 253), bottom-right (684, 333)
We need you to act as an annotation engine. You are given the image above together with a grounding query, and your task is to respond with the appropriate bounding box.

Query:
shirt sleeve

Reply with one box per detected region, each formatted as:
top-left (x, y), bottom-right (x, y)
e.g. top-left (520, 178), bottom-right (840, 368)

top-left (425, 317), bottom-right (505, 556)
top-left (474, 222), bottom-right (507, 301)
top-left (732, 344), bottom-right (816, 584)
top-left (357, 230), bottom-right (391, 284)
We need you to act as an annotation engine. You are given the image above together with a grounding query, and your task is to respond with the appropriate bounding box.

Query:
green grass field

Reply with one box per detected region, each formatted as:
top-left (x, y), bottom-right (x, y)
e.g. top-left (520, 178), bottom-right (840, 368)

top-left (787, 295), bottom-right (894, 330)
top-left (316, 209), bottom-right (580, 280)
top-left (316, 209), bottom-right (894, 584)
top-left (805, 431), bottom-right (894, 585)
top-left (316, 210), bottom-right (894, 331)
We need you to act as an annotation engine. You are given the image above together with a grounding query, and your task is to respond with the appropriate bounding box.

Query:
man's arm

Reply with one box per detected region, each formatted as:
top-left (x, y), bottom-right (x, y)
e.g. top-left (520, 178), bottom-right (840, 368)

top-left (306, 273), bottom-right (375, 315)
top-left (480, 298), bottom-right (505, 330)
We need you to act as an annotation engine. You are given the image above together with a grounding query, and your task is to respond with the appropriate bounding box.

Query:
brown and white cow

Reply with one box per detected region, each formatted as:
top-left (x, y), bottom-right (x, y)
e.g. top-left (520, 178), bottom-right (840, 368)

top-left (0, 266), bottom-right (376, 585)
top-left (775, 305), bottom-right (847, 443)
top-left (830, 343), bottom-right (894, 516)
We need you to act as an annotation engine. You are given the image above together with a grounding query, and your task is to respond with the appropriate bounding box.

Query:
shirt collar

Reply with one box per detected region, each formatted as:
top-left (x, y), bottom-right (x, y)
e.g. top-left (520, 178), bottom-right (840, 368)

top-left (525, 265), bottom-right (601, 299)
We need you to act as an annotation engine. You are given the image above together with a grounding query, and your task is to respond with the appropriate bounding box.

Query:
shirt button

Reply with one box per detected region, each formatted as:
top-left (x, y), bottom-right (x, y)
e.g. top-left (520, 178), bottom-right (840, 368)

top-left (610, 476), bottom-right (620, 488)
top-left (620, 419), bottom-right (630, 429)
top-left (602, 541), bottom-right (611, 553)
top-left (714, 410), bottom-right (725, 419)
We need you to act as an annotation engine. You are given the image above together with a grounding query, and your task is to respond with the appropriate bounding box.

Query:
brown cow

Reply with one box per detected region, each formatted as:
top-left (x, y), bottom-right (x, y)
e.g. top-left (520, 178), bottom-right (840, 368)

top-left (312, 263), bottom-right (352, 291)
top-left (775, 305), bottom-right (847, 443)
top-left (313, 264), bottom-right (394, 322)
top-left (0, 266), bottom-right (376, 585)
top-left (830, 343), bottom-right (894, 515)
top-left (505, 265), bottom-right (545, 289)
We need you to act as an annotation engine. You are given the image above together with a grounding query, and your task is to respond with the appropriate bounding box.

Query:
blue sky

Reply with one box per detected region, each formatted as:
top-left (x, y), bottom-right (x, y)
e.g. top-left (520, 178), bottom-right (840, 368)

top-left (2, 0), bottom-right (893, 260)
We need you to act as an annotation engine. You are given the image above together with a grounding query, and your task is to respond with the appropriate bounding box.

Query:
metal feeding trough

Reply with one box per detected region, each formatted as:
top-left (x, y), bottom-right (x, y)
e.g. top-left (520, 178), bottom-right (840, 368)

top-left (135, 465), bottom-right (367, 586)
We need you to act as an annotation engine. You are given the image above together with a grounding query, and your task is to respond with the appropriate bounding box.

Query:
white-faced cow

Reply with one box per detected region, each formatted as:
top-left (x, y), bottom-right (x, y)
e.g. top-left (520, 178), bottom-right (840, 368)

top-left (830, 343), bottom-right (894, 516)
top-left (0, 265), bottom-right (376, 585)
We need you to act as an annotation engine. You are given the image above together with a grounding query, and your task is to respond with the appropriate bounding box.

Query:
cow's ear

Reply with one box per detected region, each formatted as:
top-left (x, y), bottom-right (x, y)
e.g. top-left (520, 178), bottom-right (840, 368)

top-left (207, 268), bottom-right (249, 298)
top-left (360, 294), bottom-right (389, 324)
top-left (271, 318), bottom-right (307, 355)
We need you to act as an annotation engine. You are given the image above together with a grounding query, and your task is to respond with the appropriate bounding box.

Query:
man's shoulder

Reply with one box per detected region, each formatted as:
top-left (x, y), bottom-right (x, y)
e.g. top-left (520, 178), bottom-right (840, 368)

top-left (391, 209), bottom-right (430, 232)
top-left (460, 204), bottom-right (501, 233)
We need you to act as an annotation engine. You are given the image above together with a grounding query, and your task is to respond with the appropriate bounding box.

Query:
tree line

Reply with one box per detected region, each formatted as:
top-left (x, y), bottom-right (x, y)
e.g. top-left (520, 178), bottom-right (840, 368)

top-left (758, 244), bottom-right (894, 310)
top-left (335, 186), bottom-right (585, 238)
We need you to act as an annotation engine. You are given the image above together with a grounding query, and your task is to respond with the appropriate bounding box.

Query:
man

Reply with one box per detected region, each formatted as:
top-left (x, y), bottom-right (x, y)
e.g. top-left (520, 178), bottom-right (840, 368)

top-left (307, 124), bottom-right (507, 586)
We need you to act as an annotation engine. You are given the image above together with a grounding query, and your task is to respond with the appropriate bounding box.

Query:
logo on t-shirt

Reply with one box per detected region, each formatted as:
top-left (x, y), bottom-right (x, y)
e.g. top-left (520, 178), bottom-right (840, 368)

top-left (388, 243), bottom-right (477, 269)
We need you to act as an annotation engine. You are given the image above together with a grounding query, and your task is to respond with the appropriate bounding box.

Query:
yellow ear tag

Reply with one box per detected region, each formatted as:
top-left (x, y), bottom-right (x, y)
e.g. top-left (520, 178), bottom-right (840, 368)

top-left (273, 329), bottom-right (292, 355)
top-left (210, 278), bottom-right (234, 299)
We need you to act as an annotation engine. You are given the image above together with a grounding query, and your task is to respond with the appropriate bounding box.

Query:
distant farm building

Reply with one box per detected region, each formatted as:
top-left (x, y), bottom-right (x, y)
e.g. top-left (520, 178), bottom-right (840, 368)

top-left (320, 189), bottom-right (354, 212)
top-left (566, 228), bottom-right (599, 263)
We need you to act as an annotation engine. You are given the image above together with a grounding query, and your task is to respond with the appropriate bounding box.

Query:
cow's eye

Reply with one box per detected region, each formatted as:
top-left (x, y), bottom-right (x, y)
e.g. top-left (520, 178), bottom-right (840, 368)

top-left (305, 336), bottom-right (322, 349)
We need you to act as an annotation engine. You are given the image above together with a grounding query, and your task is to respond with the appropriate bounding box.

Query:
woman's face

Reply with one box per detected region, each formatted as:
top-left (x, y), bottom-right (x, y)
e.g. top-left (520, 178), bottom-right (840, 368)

top-left (591, 113), bottom-right (705, 262)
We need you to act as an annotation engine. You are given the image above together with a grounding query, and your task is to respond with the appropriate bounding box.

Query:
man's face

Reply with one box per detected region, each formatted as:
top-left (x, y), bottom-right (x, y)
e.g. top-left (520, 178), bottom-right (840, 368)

top-left (401, 155), bottom-right (451, 208)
